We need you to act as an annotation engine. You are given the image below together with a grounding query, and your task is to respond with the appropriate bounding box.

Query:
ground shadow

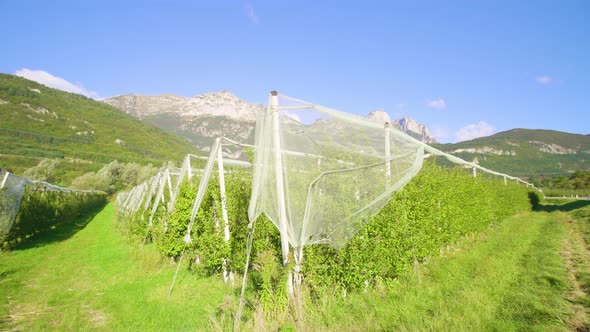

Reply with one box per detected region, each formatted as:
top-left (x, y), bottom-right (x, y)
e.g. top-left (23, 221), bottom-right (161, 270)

top-left (537, 199), bottom-right (590, 213)
top-left (11, 203), bottom-right (108, 250)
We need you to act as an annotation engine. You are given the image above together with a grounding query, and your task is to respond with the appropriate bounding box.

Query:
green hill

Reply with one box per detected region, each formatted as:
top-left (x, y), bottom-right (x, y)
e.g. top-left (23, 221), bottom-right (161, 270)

top-left (434, 129), bottom-right (590, 177)
top-left (0, 73), bottom-right (199, 185)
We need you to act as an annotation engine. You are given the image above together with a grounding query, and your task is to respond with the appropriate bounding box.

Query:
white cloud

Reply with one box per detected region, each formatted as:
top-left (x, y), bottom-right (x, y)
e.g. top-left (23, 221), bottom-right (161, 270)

top-left (535, 75), bottom-right (553, 85)
top-left (454, 121), bottom-right (496, 142)
top-left (14, 68), bottom-right (101, 99)
top-left (427, 98), bottom-right (446, 110)
top-left (245, 1), bottom-right (259, 24)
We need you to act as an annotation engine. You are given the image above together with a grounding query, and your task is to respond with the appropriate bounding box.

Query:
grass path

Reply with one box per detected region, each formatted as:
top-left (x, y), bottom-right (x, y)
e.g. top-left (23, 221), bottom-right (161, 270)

top-left (0, 203), bottom-right (227, 331)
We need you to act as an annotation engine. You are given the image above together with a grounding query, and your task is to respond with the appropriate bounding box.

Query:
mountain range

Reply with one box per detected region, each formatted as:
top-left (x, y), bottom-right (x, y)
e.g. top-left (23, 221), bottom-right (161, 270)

top-left (105, 91), bottom-right (588, 177)
top-left (435, 129), bottom-right (589, 176)
top-left (104, 91), bottom-right (438, 159)
top-left (0, 73), bottom-right (199, 185)
top-left (1, 73), bottom-right (588, 185)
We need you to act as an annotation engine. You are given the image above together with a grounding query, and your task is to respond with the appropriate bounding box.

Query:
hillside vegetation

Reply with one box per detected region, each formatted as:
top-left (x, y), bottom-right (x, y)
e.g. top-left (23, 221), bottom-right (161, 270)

top-left (435, 129), bottom-right (590, 177)
top-left (0, 73), bottom-right (199, 185)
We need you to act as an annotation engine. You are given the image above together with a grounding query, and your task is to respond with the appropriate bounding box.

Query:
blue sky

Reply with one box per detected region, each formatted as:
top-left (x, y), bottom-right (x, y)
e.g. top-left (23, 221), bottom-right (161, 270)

top-left (1, 0), bottom-right (588, 142)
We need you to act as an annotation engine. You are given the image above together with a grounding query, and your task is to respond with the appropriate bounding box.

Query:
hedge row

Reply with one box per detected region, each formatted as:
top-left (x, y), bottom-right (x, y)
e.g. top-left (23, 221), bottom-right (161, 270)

top-left (2, 187), bottom-right (107, 249)
top-left (303, 162), bottom-right (533, 291)
top-left (118, 160), bottom-right (536, 292)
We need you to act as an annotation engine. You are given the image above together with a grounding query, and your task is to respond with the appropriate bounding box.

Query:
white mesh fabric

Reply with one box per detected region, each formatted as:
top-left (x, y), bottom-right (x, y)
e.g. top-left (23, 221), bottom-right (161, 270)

top-left (249, 94), bottom-right (425, 249)
top-left (186, 138), bottom-right (222, 235)
top-left (0, 173), bottom-right (27, 241)
top-left (0, 172), bottom-right (103, 242)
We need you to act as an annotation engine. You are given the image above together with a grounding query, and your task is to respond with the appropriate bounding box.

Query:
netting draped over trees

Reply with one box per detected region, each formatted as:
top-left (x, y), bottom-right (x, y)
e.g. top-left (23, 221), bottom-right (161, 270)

top-left (0, 172), bottom-right (27, 240)
top-left (248, 93), bottom-right (425, 259)
top-left (0, 171), bottom-right (106, 246)
top-left (246, 92), bottom-right (540, 291)
top-left (113, 92), bottom-right (541, 328)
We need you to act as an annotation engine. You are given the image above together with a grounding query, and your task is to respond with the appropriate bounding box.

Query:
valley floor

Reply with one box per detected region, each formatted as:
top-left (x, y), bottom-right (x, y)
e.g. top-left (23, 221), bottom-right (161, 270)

top-left (1, 200), bottom-right (589, 331)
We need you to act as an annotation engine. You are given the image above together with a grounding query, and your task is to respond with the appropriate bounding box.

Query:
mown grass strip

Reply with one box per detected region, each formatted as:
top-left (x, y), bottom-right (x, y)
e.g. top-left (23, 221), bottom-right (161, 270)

top-left (0, 203), bottom-right (227, 331)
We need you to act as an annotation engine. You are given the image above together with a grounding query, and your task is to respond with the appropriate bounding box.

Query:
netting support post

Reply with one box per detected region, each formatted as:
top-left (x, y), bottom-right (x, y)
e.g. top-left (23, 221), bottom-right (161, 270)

top-left (1, 171), bottom-right (9, 189)
top-left (270, 91), bottom-right (293, 297)
top-left (217, 140), bottom-right (233, 283)
top-left (504, 176), bottom-right (507, 186)
top-left (166, 169), bottom-right (174, 205)
top-left (384, 122), bottom-right (391, 188)
top-left (472, 166), bottom-right (477, 178)
top-left (187, 157), bottom-right (193, 181)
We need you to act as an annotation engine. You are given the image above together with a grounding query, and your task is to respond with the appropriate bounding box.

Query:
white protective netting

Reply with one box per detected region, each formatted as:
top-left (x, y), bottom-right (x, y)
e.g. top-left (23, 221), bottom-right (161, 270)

top-left (0, 171), bottom-right (102, 243)
top-left (116, 165), bottom-right (186, 226)
top-left (248, 93), bottom-right (425, 250)
top-left (0, 172), bottom-right (27, 241)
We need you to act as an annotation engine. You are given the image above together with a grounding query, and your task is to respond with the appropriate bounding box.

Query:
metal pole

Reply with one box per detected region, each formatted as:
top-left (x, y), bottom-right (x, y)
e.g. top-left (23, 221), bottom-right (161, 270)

top-left (187, 156), bottom-right (193, 181)
top-left (217, 145), bottom-right (230, 243)
top-left (384, 122), bottom-right (391, 188)
top-left (217, 142), bottom-right (232, 283)
top-left (1, 171), bottom-right (10, 189)
top-left (271, 91), bottom-right (291, 269)
top-left (166, 170), bottom-right (174, 206)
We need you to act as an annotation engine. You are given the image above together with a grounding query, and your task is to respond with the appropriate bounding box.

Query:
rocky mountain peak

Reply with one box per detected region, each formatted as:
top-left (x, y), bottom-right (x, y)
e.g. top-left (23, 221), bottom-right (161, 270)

top-left (104, 90), bottom-right (263, 121)
top-left (394, 117), bottom-right (438, 144)
top-left (367, 109), bottom-right (392, 124)
top-left (366, 110), bottom-right (438, 144)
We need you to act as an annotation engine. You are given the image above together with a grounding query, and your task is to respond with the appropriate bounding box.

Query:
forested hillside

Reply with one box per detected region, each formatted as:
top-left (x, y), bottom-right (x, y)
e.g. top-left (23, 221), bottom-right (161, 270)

top-left (0, 73), bottom-right (199, 185)
top-left (435, 128), bottom-right (590, 177)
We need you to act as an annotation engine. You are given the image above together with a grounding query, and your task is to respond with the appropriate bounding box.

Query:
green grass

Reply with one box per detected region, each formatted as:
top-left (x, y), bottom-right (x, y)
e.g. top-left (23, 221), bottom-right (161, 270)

top-left (0, 204), bottom-right (228, 331)
top-left (2, 201), bottom-right (589, 331)
top-left (304, 210), bottom-right (578, 330)
top-left (542, 199), bottom-right (590, 327)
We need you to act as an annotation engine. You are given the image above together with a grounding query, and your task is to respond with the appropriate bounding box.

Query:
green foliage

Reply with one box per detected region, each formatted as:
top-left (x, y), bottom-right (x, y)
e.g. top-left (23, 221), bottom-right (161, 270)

top-left (534, 170), bottom-right (590, 191)
top-left (252, 249), bottom-right (289, 319)
top-left (2, 187), bottom-right (107, 249)
top-left (302, 161), bottom-right (532, 292)
top-left (118, 160), bottom-right (533, 305)
top-left (22, 158), bottom-right (61, 182)
top-left (133, 169), bottom-right (282, 279)
top-left (70, 160), bottom-right (158, 195)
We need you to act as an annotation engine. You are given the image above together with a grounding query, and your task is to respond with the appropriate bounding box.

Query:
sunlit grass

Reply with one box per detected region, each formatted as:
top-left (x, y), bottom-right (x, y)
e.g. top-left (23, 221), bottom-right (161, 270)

top-left (0, 204), bottom-right (229, 330)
